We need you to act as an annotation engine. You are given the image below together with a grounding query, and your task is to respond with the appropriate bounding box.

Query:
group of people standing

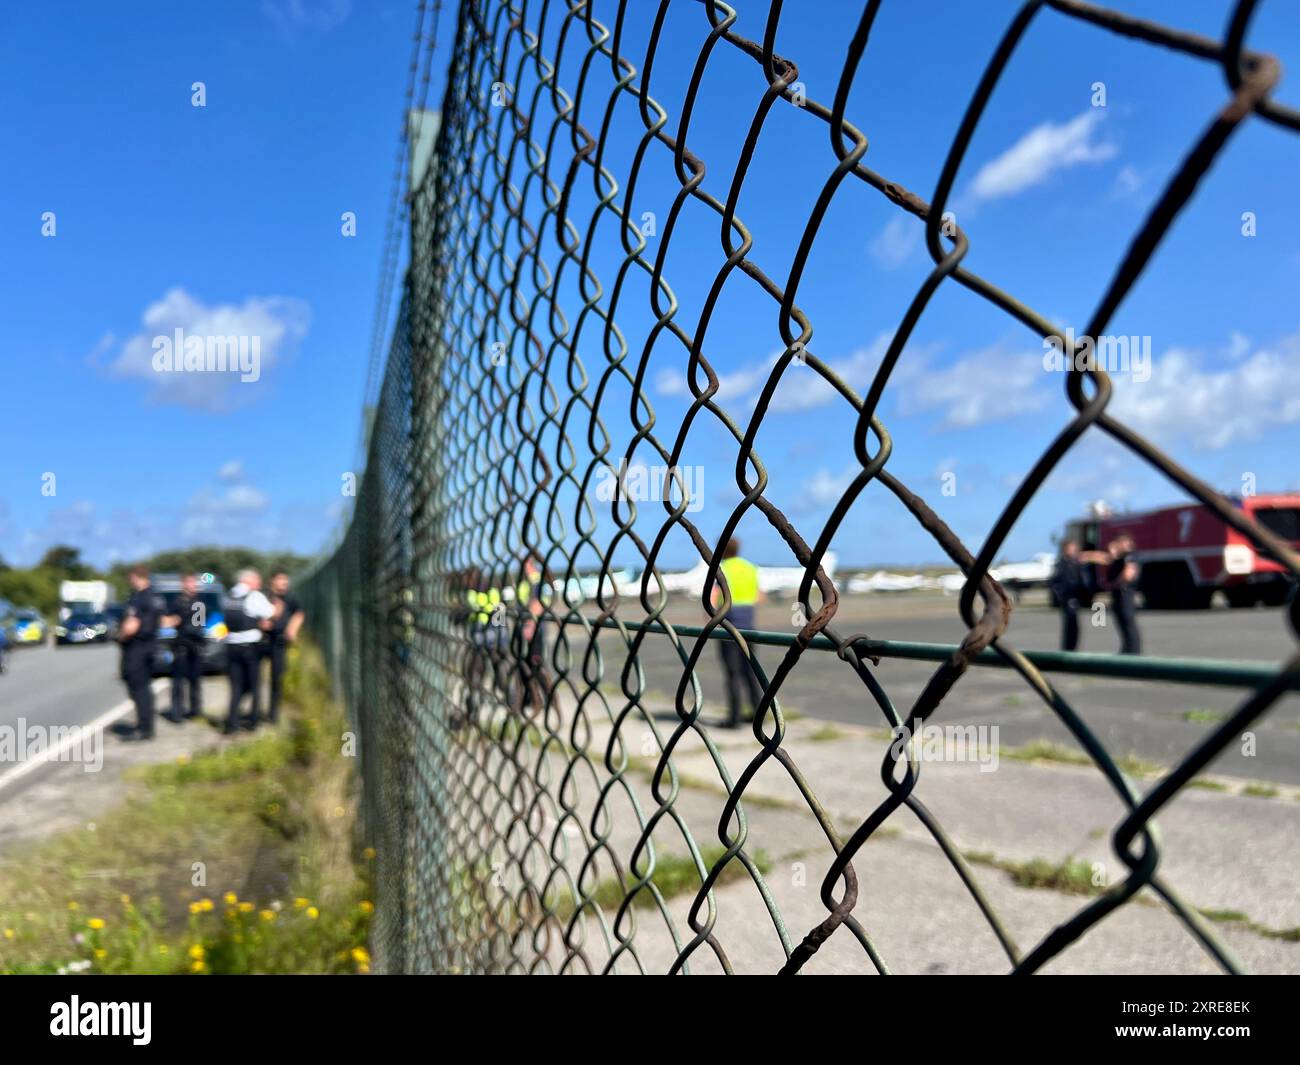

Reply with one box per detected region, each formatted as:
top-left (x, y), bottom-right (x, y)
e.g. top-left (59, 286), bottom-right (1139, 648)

top-left (455, 544), bottom-right (771, 732)
top-left (457, 556), bottom-right (549, 722)
top-left (116, 565), bottom-right (304, 741)
top-left (1050, 534), bottom-right (1141, 654)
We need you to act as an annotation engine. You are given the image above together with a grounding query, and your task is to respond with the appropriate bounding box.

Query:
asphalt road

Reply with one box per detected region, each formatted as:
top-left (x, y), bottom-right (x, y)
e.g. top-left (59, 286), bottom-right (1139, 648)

top-left (577, 593), bottom-right (1300, 786)
top-left (0, 643), bottom-right (124, 734)
top-left (0, 644), bottom-right (132, 794)
top-left (0, 643), bottom-right (219, 802)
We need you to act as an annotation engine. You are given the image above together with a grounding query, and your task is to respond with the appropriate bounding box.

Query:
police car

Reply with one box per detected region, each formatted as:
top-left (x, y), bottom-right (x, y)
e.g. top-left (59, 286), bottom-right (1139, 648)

top-left (150, 573), bottom-right (229, 677)
top-left (8, 608), bottom-right (50, 647)
top-left (55, 611), bottom-right (110, 645)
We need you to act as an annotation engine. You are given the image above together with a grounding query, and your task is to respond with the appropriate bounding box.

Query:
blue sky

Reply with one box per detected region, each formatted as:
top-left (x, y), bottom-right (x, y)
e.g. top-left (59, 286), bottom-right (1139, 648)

top-left (2, 0), bottom-right (1298, 571)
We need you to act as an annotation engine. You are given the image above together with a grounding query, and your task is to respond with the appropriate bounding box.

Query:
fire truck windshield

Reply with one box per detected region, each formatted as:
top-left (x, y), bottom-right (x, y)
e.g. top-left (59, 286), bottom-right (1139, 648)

top-left (1254, 507), bottom-right (1300, 542)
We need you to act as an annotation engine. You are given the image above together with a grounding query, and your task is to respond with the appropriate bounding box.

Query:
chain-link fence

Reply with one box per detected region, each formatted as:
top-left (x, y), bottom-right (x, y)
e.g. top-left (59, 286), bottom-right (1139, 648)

top-left (300, 0), bottom-right (1300, 974)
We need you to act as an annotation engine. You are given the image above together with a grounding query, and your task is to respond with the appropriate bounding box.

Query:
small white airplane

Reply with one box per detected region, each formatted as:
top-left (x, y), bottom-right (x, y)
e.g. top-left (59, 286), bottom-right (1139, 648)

top-left (847, 570), bottom-right (933, 593)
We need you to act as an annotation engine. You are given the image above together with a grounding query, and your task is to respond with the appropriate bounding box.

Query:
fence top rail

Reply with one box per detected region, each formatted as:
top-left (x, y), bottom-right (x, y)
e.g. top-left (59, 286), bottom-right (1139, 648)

top-left (582, 616), bottom-right (1300, 692)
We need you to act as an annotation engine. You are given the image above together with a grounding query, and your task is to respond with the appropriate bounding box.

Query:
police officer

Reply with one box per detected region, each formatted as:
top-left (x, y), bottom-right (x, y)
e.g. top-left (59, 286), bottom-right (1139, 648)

top-left (118, 565), bottom-right (163, 741)
top-left (1050, 541), bottom-right (1086, 651)
top-left (511, 555), bottom-right (549, 715)
top-left (710, 538), bottom-right (765, 729)
top-left (163, 572), bottom-right (205, 723)
top-left (264, 571), bottom-right (304, 725)
top-left (1105, 534), bottom-right (1142, 655)
top-left (463, 567), bottom-right (504, 725)
top-left (223, 568), bottom-right (275, 734)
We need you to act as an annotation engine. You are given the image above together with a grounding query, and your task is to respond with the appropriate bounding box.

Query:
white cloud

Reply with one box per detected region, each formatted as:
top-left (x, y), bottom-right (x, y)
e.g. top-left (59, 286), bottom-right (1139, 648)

top-left (654, 335), bottom-right (1071, 431)
top-left (970, 111), bottom-right (1117, 202)
top-left (868, 215), bottom-right (920, 270)
top-left (263, 0), bottom-right (351, 34)
top-left (794, 465), bottom-right (858, 513)
top-left (1108, 333), bottom-right (1300, 450)
top-left (1110, 164), bottom-right (1143, 201)
top-left (895, 345), bottom-right (1053, 427)
top-left (654, 357), bottom-right (776, 408)
top-left (655, 332), bottom-right (935, 417)
top-left (181, 465), bottom-right (272, 538)
top-left (1045, 441), bottom-right (1144, 506)
top-left (86, 332), bottom-right (116, 366)
top-left (106, 287), bottom-right (310, 412)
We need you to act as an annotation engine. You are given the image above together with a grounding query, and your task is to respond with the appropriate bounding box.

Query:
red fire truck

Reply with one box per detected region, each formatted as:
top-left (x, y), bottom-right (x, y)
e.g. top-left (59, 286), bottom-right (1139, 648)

top-left (1062, 494), bottom-right (1300, 609)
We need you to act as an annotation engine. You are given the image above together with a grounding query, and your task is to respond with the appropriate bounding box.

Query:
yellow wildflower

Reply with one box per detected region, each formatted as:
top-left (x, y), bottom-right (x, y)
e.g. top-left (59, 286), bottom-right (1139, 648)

top-left (238, 901), bottom-right (254, 913)
top-left (359, 900), bottom-right (375, 915)
top-left (87, 918), bottom-right (106, 930)
top-left (306, 907), bottom-right (319, 920)
top-left (188, 944), bottom-right (205, 960)
top-left (223, 892), bottom-right (238, 906)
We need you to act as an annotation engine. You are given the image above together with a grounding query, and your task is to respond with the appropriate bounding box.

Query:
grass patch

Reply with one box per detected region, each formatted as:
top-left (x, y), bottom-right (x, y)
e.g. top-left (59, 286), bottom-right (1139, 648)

top-left (621, 758), bottom-right (799, 812)
top-left (1183, 709), bottom-right (1228, 725)
top-left (0, 638), bottom-right (374, 975)
top-left (1196, 907), bottom-right (1300, 942)
top-left (1243, 782), bottom-right (1279, 799)
top-left (1117, 752), bottom-right (1163, 779)
top-left (1199, 908), bottom-right (1248, 924)
top-left (1002, 740), bottom-right (1091, 768)
top-left (807, 724), bottom-right (847, 743)
top-left (965, 852), bottom-right (1100, 896)
top-left (1187, 777), bottom-right (1230, 792)
top-left (585, 845), bottom-right (773, 913)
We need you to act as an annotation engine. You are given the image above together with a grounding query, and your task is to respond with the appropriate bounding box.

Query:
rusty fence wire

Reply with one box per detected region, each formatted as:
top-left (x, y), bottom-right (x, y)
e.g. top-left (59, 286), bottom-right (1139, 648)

top-left (299, 0), bottom-right (1300, 974)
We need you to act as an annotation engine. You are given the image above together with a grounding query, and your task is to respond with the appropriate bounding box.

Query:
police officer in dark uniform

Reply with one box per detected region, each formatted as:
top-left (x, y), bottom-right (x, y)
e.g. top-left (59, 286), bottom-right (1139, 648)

top-left (1050, 541), bottom-right (1086, 651)
top-left (163, 572), bottom-right (205, 723)
top-left (118, 564), bottom-right (163, 741)
top-left (264, 571), bottom-right (304, 725)
top-left (510, 555), bottom-right (549, 716)
top-left (1106, 534), bottom-right (1142, 655)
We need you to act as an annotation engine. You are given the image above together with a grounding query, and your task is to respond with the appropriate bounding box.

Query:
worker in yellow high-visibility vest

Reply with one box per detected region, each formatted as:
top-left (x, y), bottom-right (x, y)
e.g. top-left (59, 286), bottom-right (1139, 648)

top-left (710, 537), bottom-right (765, 729)
top-left (473, 585), bottom-right (503, 650)
top-left (461, 567), bottom-right (504, 728)
top-left (511, 554), bottom-right (550, 715)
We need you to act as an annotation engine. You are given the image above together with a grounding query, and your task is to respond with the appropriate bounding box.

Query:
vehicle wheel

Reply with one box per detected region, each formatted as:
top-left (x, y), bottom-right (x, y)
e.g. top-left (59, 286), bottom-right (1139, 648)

top-left (1260, 584), bottom-right (1291, 608)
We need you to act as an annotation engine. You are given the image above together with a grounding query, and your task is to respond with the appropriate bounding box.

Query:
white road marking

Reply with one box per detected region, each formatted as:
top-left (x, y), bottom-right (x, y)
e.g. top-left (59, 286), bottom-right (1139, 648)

top-left (0, 680), bottom-right (167, 795)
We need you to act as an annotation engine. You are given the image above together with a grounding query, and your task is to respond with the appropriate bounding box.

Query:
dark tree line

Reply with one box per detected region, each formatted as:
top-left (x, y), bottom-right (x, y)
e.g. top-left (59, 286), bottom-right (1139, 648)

top-left (0, 545), bottom-right (313, 619)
